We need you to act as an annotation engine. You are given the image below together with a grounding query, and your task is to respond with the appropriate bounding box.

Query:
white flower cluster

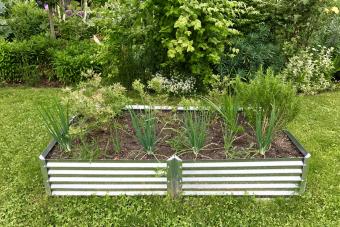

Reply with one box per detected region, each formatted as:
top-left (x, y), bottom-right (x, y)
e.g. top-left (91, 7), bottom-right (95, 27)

top-left (148, 72), bottom-right (196, 95)
top-left (282, 46), bottom-right (334, 95)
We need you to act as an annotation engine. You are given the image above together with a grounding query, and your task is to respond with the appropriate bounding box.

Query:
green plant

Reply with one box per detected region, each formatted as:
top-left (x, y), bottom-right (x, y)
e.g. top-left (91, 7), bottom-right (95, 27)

top-left (235, 67), bottom-right (300, 132)
top-left (183, 110), bottom-right (209, 156)
top-left (282, 46), bottom-right (335, 94)
top-left (204, 94), bottom-right (242, 153)
top-left (0, 35), bottom-right (61, 82)
top-left (142, 0), bottom-right (246, 81)
top-left (52, 41), bottom-right (102, 84)
top-left (111, 123), bottom-right (121, 154)
top-left (63, 70), bottom-right (131, 125)
top-left (129, 108), bottom-right (157, 155)
top-left (39, 101), bottom-right (71, 152)
top-left (7, 2), bottom-right (48, 40)
top-left (78, 138), bottom-right (101, 161)
top-left (56, 16), bottom-right (96, 41)
top-left (255, 106), bottom-right (277, 155)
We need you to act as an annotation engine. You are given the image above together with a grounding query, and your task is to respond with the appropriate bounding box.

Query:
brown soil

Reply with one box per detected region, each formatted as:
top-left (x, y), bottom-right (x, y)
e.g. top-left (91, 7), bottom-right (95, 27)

top-left (47, 111), bottom-right (303, 160)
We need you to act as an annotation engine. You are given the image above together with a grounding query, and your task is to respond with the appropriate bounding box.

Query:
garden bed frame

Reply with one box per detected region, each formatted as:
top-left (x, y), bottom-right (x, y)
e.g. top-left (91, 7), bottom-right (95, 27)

top-left (39, 105), bottom-right (311, 197)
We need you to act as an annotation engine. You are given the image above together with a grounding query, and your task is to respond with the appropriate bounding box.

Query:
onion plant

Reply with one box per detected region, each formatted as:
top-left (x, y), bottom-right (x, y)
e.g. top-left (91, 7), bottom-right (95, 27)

top-left (39, 101), bottom-right (71, 152)
top-left (255, 105), bottom-right (277, 155)
top-left (129, 108), bottom-right (157, 155)
top-left (183, 110), bottom-right (209, 156)
top-left (204, 95), bottom-right (242, 154)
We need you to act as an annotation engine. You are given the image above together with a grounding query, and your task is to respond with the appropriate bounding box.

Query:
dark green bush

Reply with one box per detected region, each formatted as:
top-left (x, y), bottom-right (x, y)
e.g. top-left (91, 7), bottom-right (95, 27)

top-left (52, 41), bottom-right (102, 84)
top-left (56, 16), bottom-right (97, 41)
top-left (7, 2), bottom-right (48, 40)
top-left (0, 35), bottom-right (60, 83)
top-left (219, 25), bottom-right (284, 79)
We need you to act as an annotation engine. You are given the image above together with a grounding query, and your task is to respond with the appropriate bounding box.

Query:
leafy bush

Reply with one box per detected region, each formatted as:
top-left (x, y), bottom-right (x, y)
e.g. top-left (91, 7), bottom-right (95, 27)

top-left (52, 41), bottom-right (102, 84)
top-left (56, 16), bottom-right (96, 41)
top-left (0, 35), bottom-right (60, 83)
top-left (282, 46), bottom-right (335, 94)
top-left (219, 25), bottom-right (284, 79)
top-left (235, 67), bottom-right (300, 132)
top-left (63, 70), bottom-right (131, 125)
top-left (7, 2), bottom-right (48, 40)
top-left (142, 0), bottom-right (247, 82)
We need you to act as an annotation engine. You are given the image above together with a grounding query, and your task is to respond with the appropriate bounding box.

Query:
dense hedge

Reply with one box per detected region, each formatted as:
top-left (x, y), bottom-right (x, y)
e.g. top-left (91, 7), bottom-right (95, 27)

top-left (0, 35), bottom-right (61, 83)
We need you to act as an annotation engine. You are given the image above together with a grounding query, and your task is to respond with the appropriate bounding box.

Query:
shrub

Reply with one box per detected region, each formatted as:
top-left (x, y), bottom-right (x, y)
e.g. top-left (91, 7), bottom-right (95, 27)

top-left (7, 2), bottom-right (48, 40)
top-left (282, 46), bottom-right (335, 94)
top-left (52, 41), bottom-right (102, 84)
top-left (56, 16), bottom-right (96, 41)
top-left (63, 70), bottom-right (131, 125)
top-left (235, 67), bottom-right (300, 132)
top-left (142, 0), bottom-right (248, 82)
top-left (0, 35), bottom-right (60, 83)
top-left (219, 25), bottom-right (284, 79)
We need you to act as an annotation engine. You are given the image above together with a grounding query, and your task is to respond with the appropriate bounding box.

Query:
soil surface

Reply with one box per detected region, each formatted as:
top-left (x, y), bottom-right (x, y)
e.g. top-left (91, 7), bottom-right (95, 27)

top-left (47, 111), bottom-right (303, 160)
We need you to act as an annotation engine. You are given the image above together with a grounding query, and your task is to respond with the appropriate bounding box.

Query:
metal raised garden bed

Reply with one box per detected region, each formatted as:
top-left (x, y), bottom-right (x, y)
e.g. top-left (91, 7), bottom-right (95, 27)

top-left (39, 105), bottom-right (311, 197)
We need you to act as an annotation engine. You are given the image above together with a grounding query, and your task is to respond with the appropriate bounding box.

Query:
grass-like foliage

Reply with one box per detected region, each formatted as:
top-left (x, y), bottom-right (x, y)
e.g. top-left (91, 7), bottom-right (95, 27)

top-left (255, 106), bottom-right (278, 155)
top-left (39, 101), bottom-right (71, 152)
top-left (235, 67), bottom-right (300, 131)
top-left (183, 110), bottom-right (210, 156)
top-left (204, 95), bottom-right (243, 154)
top-left (129, 108), bottom-right (157, 155)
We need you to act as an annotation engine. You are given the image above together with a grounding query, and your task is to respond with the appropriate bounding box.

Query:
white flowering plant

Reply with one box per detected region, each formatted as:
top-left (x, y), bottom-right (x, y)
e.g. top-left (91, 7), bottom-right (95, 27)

top-left (282, 46), bottom-right (335, 95)
top-left (147, 72), bottom-right (196, 96)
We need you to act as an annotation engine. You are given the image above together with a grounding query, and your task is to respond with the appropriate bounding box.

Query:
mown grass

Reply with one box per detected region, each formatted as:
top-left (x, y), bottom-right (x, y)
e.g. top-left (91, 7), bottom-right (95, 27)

top-left (0, 87), bottom-right (339, 226)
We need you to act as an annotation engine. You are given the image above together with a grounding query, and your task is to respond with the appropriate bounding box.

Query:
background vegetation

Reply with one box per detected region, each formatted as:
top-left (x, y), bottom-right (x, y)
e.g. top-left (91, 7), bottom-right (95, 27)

top-left (0, 0), bottom-right (338, 92)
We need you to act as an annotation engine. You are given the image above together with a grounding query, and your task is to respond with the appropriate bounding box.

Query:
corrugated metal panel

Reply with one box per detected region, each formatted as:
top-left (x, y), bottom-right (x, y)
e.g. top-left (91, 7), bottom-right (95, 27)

top-left (48, 170), bottom-right (162, 175)
top-left (182, 161), bottom-right (304, 168)
top-left (49, 177), bottom-right (167, 183)
top-left (182, 176), bottom-right (302, 182)
top-left (183, 191), bottom-right (298, 196)
top-left (51, 184), bottom-right (167, 189)
top-left (182, 183), bottom-right (299, 189)
top-left (52, 191), bottom-right (167, 196)
top-left (47, 162), bottom-right (167, 168)
top-left (182, 169), bottom-right (302, 175)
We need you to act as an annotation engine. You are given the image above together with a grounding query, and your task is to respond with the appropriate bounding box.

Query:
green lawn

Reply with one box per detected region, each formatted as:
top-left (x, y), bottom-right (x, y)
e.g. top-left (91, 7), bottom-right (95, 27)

top-left (0, 87), bottom-right (339, 226)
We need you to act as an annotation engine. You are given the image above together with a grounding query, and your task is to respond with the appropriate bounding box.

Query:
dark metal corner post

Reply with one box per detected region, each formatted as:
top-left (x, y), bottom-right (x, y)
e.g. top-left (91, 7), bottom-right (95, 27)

top-left (167, 155), bottom-right (182, 198)
top-left (300, 153), bottom-right (311, 194)
top-left (39, 155), bottom-right (51, 195)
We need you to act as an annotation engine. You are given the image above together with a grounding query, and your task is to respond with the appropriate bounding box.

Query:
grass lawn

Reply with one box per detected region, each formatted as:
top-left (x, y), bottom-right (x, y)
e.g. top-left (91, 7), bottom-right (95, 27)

top-left (0, 87), bottom-right (339, 226)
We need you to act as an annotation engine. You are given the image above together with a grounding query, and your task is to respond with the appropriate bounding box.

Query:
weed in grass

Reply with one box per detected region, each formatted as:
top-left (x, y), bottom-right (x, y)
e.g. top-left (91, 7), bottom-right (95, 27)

top-left (183, 110), bottom-right (210, 156)
top-left (129, 108), bottom-right (157, 155)
top-left (39, 100), bottom-right (71, 152)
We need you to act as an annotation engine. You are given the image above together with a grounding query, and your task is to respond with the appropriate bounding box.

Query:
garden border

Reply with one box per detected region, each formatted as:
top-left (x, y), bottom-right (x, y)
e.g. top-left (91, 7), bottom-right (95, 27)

top-left (39, 105), bottom-right (311, 197)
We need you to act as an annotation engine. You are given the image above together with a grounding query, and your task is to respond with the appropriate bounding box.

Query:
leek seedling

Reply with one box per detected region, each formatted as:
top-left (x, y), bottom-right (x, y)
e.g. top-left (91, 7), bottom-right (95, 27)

top-left (255, 106), bottom-right (277, 155)
top-left (203, 95), bottom-right (243, 153)
top-left (183, 110), bottom-right (209, 156)
top-left (129, 108), bottom-right (157, 155)
top-left (39, 101), bottom-right (71, 152)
